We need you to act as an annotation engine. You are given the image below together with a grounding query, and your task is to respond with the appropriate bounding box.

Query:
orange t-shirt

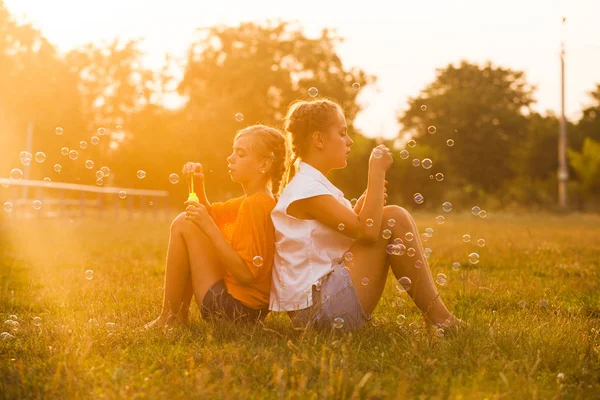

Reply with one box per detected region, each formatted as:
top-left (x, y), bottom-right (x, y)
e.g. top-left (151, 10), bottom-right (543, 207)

top-left (208, 193), bottom-right (275, 309)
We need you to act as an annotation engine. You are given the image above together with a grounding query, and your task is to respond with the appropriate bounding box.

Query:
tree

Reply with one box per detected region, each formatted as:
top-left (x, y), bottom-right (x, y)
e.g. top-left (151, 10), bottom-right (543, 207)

top-left (568, 137), bottom-right (600, 196)
top-left (174, 21), bottom-right (375, 198)
top-left (398, 61), bottom-right (535, 198)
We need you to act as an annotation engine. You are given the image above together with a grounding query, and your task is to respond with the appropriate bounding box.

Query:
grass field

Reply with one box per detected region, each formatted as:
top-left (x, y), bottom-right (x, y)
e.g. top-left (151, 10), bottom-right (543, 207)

top-left (1, 211), bottom-right (599, 399)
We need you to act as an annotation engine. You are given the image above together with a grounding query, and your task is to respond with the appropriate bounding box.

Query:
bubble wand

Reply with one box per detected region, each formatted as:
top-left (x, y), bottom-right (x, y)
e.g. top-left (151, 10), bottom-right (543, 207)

top-left (186, 172), bottom-right (199, 203)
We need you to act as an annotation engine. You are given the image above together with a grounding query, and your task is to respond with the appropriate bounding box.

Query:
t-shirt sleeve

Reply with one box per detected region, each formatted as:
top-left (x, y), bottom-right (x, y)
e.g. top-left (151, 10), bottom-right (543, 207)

top-left (232, 195), bottom-right (276, 279)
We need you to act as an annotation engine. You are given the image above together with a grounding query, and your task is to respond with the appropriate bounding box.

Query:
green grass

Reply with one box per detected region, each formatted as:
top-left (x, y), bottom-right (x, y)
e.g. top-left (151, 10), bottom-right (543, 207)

top-left (1, 212), bottom-right (599, 399)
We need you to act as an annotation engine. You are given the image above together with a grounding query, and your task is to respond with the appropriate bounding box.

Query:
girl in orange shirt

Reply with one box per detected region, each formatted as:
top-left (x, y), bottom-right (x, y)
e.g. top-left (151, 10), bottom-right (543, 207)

top-left (145, 124), bottom-right (287, 328)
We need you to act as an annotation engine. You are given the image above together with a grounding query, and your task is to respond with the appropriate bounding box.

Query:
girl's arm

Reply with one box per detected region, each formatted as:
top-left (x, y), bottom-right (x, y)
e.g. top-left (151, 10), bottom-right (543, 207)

top-left (288, 145), bottom-right (393, 243)
top-left (352, 180), bottom-right (388, 214)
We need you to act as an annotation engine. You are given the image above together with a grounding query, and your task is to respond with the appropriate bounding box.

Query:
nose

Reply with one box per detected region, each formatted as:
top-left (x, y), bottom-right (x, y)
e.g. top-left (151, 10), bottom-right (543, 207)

top-left (227, 154), bottom-right (234, 164)
top-left (348, 136), bottom-right (354, 147)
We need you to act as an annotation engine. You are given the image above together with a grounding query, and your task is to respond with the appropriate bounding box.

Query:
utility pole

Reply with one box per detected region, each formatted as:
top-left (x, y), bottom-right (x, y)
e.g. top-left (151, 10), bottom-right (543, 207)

top-left (558, 17), bottom-right (568, 210)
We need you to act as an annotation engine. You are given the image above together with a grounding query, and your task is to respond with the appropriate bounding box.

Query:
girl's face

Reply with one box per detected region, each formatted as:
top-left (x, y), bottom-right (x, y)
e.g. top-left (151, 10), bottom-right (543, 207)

top-left (321, 109), bottom-right (353, 169)
top-left (226, 135), bottom-right (267, 184)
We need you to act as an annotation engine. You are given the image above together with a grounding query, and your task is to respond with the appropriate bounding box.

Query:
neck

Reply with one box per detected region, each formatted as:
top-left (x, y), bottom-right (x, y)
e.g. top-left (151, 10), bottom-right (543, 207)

top-left (301, 154), bottom-right (332, 177)
top-left (241, 178), bottom-right (271, 197)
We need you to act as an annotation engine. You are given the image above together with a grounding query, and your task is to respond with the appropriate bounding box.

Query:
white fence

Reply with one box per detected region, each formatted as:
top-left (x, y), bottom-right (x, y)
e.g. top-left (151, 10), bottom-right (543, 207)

top-left (0, 178), bottom-right (170, 220)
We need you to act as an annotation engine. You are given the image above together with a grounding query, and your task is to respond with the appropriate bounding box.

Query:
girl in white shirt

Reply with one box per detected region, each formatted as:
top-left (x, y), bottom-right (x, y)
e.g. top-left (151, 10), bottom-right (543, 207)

top-left (270, 99), bottom-right (463, 332)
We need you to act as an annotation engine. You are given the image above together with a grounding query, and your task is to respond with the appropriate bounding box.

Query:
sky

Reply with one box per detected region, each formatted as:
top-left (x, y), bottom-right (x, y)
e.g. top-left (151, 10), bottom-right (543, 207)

top-left (5, 0), bottom-right (600, 138)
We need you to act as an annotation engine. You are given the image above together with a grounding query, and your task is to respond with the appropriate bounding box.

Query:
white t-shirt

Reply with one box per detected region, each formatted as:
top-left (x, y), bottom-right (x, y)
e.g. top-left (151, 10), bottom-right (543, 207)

top-left (269, 161), bottom-right (355, 312)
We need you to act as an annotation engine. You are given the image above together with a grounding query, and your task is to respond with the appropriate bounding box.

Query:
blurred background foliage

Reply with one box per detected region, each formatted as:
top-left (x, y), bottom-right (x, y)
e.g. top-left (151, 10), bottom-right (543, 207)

top-left (1, 1), bottom-right (599, 212)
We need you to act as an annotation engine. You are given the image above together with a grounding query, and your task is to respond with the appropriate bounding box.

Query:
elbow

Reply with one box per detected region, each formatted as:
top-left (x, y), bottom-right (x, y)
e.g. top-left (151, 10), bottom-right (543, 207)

top-left (357, 228), bottom-right (379, 244)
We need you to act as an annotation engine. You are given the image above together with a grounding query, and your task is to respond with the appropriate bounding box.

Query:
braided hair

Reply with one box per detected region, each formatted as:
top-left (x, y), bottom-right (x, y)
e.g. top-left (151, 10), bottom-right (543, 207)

top-left (280, 99), bottom-right (343, 195)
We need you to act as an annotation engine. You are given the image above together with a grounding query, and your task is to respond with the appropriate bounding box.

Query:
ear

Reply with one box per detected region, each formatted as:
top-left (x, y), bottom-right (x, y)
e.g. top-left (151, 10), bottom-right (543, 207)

top-left (312, 131), bottom-right (325, 150)
top-left (259, 157), bottom-right (273, 174)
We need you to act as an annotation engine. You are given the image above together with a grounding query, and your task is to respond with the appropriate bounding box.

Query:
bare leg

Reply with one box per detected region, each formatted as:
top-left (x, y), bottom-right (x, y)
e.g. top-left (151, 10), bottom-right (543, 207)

top-left (346, 205), bottom-right (455, 325)
top-left (145, 213), bottom-right (224, 328)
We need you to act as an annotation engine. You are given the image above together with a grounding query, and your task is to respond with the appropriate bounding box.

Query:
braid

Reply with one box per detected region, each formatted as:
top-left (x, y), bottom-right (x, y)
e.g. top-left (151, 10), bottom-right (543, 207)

top-left (279, 98), bottom-right (343, 194)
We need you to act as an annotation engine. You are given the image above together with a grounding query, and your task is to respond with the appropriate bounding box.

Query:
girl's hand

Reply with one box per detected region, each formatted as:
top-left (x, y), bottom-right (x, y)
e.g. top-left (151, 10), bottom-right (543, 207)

top-left (182, 162), bottom-right (204, 183)
top-left (369, 144), bottom-right (393, 175)
top-left (184, 200), bottom-right (213, 231)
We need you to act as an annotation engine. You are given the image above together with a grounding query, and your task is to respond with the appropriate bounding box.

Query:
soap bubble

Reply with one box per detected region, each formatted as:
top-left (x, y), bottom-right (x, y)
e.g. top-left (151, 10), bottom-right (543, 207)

top-left (32, 200), bottom-right (42, 210)
top-left (468, 252), bottom-right (480, 264)
top-left (386, 244), bottom-right (395, 255)
top-left (9, 315), bottom-right (17, 321)
top-left (407, 139), bottom-right (416, 148)
top-left (422, 233), bottom-right (431, 242)
top-left (85, 270), bottom-right (94, 280)
top-left (420, 105), bottom-right (427, 111)
top-left (97, 178), bottom-right (104, 186)
top-left (479, 210), bottom-right (487, 218)
top-left (393, 244), bottom-right (406, 256)
top-left (421, 158), bottom-right (433, 169)
top-left (118, 191), bottom-right (127, 199)
top-left (80, 141), bottom-right (88, 149)
top-left (462, 234), bottom-right (471, 243)
top-left (425, 227), bottom-right (434, 234)
top-left (361, 277), bottom-right (369, 286)
top-left (55, 127), bottom-right (64, 135)
top-left (393, 238), bottom-right (403, 245)
top-left (3, 202), bottom-right (13, 212)
top-left (372, 148), bottom-right (383, 159)
top-left (235, 113), bottom-right (244, 122)
top-left (399, 150), bottom-right (409, 159)
top-left (471, 206), bottom-right (481, 216)
top-left (412, 158), bottom-right (420, 167)
top-left (91, 136), bottom-right (100, 145)
top-left (366, 218), bottom-right (374, 227)
top-left (477, 238), bottom-right (486, 247)
top-left (97, 127), bottom-right (106, 136)
top-left (115, 125), bottom-right (123, 133)
top-left (424, 248), bottom-right (432, 258)
top-left (393, 298), bottom-right (406, 308)
top-left (395, 314), bottom-right (407, 326)
top-left (253, 256), bottom-right (264, 267)
top-left (415, 260), bottom-right (423, 269)
top-left (332, 317), bottom-right (345, 329)
top-left (10, 168), bottom-right (23, 180)
top-left (407, 248), bottom-right (416, 257)
top-left (436, 215), bottom-right (445, 224)
top-left (338, 223), bottom-right (345, 231)
top-left (442, 202), bottom-right (452, 212)
top-left (405, 232), bottom-right (414, 241)
top-left (169, 173), bottom-right (179, 184)
top-left (435, 273), bottom-right (447, 286)
top-left (427, 126), bottom-right (437, 134)
top-left (137, 170), bottom-right (146, 179)
top-left (352, 82), bottom-right (360, 91)
top-left (397, 276), bottom-right (412, 292)
top-left (387, 218), bottom-right (396, 227)
top-left (308, 87), bottom-right (318, 97)
top-left (43, 177), bottom-right (51, 185)
top-left (106, 322), bottom-right (116, 332)
top-left (61, 147), bottom-right (69, 155)
top-left (413, 193), bottom-right (424, 204)
top-left (518, 300), bottom-right (527, 308)
top-left (69, 150), bottom-right (78, 160)
top-left (53, 164), bottom-right (62, 173)
top-left (85, 160), bottom-right (94, 169)
top-left (95, 171), bottom-right (104, 179)
top-left (100, 166), bottom-right (110, 177)
top-left (382, 229), bottom-right (392, 239)
top-left (1, 332), bottom-right (15, 340)
top-left (538, 299), bottom-right (549, 308)
top-left (452, 262), bottom-right (461, 271)
top-left (344, 252), bottom-right (354, 262)
top-left (435, 173), bottom-right (444, 181)
top-left (35, 152), bottom-right (46, 163)
top-left (32, 317), bottom-right (42, 327)
top-left (446, 139), bottom-right (454, 147)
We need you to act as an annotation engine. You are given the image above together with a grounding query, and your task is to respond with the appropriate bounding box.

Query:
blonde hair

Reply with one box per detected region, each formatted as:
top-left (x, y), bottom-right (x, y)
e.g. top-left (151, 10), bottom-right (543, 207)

top-left (235, 124), bottom-right (288, 197)
top-left (280, 99), bottom-right (343, 195)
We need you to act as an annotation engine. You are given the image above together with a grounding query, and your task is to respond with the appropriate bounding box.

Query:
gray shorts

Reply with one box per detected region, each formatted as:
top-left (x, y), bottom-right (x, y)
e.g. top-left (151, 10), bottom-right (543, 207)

top-left (291, 261), bottom-right (368, 332)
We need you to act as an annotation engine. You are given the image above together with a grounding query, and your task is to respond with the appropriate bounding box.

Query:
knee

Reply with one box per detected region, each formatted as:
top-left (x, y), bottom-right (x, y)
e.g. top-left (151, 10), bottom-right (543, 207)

top-left (170, 212), bottom-right (188, 232)
top-left (383, 205), bottom-right (411, 226)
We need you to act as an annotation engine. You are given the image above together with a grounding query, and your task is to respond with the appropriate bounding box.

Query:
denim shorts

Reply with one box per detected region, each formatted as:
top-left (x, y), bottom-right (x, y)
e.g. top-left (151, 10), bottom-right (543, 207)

top-left (291, 261), bottom-right (368, 332)
top-left (201, 280), bottom-right (268, 323)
